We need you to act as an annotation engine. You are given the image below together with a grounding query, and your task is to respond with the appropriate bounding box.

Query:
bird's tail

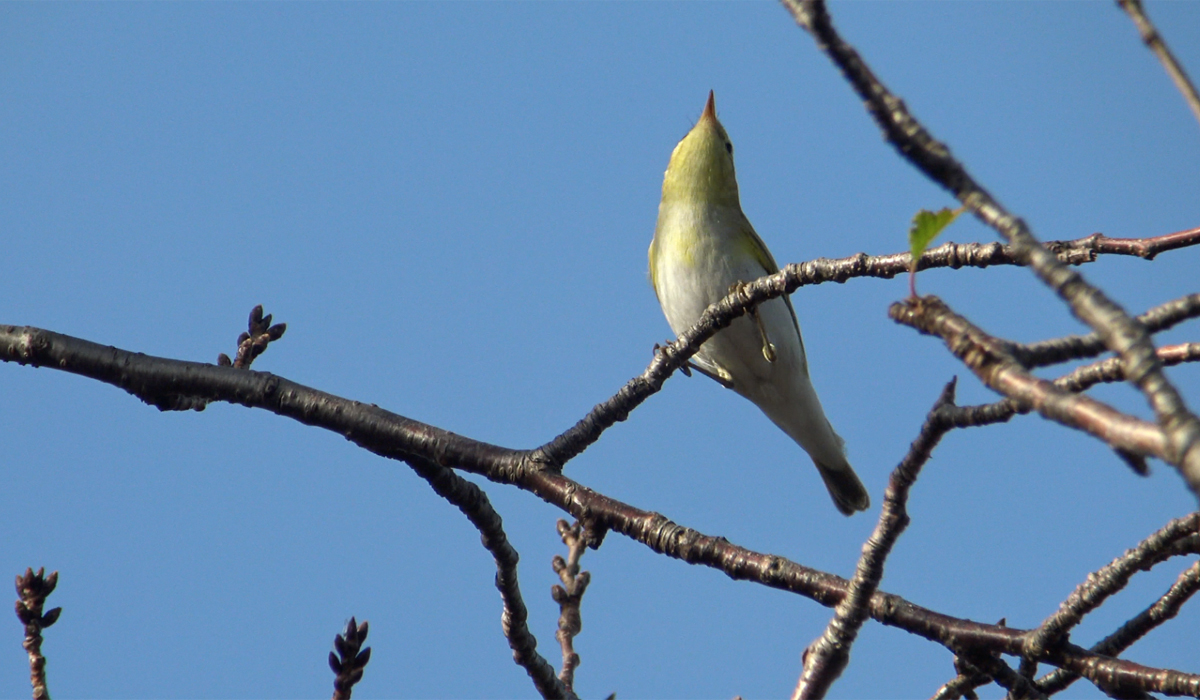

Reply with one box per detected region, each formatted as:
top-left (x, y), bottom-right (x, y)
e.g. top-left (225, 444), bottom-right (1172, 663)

top-left (814, 458), bottom-right (870, 516)
top-left (750, 376), bottom-right (870, 516)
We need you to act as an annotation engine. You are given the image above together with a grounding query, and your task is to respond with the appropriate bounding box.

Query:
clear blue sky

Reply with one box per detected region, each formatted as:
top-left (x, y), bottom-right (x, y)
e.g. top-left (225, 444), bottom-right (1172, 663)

top-left (3, 3), bottom-right (1199, 698)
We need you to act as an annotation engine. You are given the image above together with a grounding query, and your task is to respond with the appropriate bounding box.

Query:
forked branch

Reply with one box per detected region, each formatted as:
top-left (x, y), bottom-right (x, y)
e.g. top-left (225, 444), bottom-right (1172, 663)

top-left (15, 568), bottom-right (60, 700)
top-left (890, 296), bottom-right (1168, 462)
top-left (796, 381), bottom-right (959, 699)
top-left (780, 0), bottom-right (1200, 499)
top-left (537, 229), bottom-right (1200, 468)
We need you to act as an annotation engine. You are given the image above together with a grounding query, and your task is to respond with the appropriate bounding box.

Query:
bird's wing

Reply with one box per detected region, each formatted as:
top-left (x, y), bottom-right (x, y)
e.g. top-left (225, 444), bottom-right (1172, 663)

top-left (647, 238), bottom-right (663, 306)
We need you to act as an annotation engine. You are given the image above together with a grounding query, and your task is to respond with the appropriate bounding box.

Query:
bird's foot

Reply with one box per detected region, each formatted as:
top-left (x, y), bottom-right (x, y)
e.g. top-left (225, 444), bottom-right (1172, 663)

top-left (653, 340), bottom-right (693, 377)
top-left (728, 281), bottom-right (776, 363)
top-left (687, 360), bottom-right (735, 389)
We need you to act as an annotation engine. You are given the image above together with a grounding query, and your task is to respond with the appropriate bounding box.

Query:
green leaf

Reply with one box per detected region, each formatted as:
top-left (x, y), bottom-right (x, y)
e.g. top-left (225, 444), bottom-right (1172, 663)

top-left (908, 207), bottom-right (962, 267)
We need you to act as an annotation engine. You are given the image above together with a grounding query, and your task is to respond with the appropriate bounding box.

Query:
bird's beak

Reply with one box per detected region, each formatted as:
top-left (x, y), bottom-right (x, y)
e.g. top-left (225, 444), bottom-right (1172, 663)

top-left (701, 90), bottom-right (716, 123)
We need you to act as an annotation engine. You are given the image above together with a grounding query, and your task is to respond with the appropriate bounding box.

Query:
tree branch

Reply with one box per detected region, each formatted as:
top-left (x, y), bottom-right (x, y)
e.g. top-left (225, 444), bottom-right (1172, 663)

top-left (795, 381), bottom-right (959, 699)
top-left (404, 455), bottom-right (575, 700)
top-left (1038, 559), bottom-right (1200, 695)
top-left (15, 567), bottom-right (60, 700)
top-left (551, 520), bottom-right (592, 693)
top-left (329, 618), bottom-right (371, 700)
top-left (4, 326), bottom-right (1200, 695)
top-left (945, 340), bottom-right (1200, 431)
top-left (939, 331), bottom-right (1200, 450)
top-left (890, 296), bottom-right (1168, 463)
top-left (1017, 293), bottom-right (1200, 369)
top-left (1117, 0), bottom-right (1200, 128)
top-left (536, 231), bottom-right (1200, 468)
top-left (962, 655), bottom-right (1048, 700)
top-left (780, 0), bottom-right (1200, 501)
top-left (930, 668), bottom-right (987, 700)
top-left (942, 339), bottom-right (1200, 479)
top-left (1058, 343), bottom-right (1200, 394)
top-left (1022, 513), bottom-right (1200, 667)
top-left (926, 672), bottom-right (984, 696)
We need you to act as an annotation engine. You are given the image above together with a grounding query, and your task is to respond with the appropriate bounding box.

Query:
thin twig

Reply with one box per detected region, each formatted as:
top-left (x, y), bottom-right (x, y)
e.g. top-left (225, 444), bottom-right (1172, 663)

top-left (1021, 513), bottom-right (1200, 668)
top-left (943, 341), bottom-right (1200, 478)
top-left (329, 618), bottom-right (371, 700)
top-left (1038, 559), bottom-right (1200, 695)
top-left (936, 340), bottom-right (1200, 473)
top-left (552, 520), bottom-right (592, 692)
top-left (937, 340), bottom-right (1200, 476)
top-left (1018, 293), bottom-right (1200, 368)
top-left (405, 456), bottom-right (577, 700)
top-left (780, 0), bottom-right (1200, 501)
top-left (935, 654), bottom-right (1047, 700)
top-left (930, 673), bottom-right (985, 700)
top-left (794, 381), bottom-right (958, 700)
top-left (1058, 343), bottom-right (1200, 394)
top-left (890, 296), bottom-right (1167, 462)
top-left (217, 304), bottom-right (287, 371)
top-left (15, 568), bottom-right (60, 700)
top-left (1117, 0), bottom-right (1200, 128)
top-left (1047, 228), bottom-right (1200, 262)
top-left (963, 655), bottom-right (1048, 700)
top-left (931, 656), bottom-right (991, 700)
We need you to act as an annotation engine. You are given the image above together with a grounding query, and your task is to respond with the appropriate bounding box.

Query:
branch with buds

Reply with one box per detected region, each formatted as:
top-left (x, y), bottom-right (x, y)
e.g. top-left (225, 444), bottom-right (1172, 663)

top-left (329, 618), bottom-right (371, 700)
top-left (15, 568), bottom-right (60, 700)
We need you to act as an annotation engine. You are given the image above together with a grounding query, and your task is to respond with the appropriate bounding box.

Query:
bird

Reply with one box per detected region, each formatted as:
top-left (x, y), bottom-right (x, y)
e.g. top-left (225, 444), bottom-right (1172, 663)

top-left (647, 91), bottom-right (869, 515)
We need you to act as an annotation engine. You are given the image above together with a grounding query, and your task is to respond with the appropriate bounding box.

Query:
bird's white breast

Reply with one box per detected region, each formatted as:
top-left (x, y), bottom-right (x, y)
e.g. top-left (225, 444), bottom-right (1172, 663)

top-left (652, 202), bottom-right (807, 400)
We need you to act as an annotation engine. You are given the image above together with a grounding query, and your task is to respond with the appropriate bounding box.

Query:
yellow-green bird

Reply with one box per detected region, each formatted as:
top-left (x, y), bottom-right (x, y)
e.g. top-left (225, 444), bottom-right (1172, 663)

top-left (648, 91), bottom-right (869, 516)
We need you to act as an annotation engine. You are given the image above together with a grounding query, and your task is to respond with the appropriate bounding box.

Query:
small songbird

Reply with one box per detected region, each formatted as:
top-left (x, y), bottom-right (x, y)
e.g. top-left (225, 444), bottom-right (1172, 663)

top-left (648, 92), bottom-right (869, 515)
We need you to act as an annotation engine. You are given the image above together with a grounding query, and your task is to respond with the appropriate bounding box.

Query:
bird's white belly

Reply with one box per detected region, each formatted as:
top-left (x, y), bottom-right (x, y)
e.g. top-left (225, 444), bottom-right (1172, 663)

top-left (654, 233), bottom-right (805, 398)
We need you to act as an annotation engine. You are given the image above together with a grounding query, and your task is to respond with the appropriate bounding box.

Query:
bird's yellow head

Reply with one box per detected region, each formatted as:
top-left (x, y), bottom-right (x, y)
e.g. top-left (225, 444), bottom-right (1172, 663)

top-left (661, 91), bottom-right (740, 209)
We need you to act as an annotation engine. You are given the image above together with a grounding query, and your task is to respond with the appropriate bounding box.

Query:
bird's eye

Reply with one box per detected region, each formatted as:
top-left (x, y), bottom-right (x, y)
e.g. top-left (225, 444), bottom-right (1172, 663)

top-left (724, 141), bottom-right (733, 155)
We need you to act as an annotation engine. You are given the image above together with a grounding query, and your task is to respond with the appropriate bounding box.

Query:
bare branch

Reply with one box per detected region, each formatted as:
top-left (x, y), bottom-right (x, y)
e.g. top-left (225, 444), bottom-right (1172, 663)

top-left (3, 2), bottom-right (1199, 694)
top-left (1048, 228), bottom-right (1200, 261)
top-left (795, 381), bottom-right (959, 699)
top-left (4, 327), bottom-right (1200, 694)
top-left (930, 675), bottom-right (981, 700)
top-left (1018, 293), bottom-right (1200, 368)
top-left (780, 0), bottom-right (1200, 500)
top-left (960, 655), bottom-right (1047, 700)
top-left (1054, 650), bottom-right (1197, 697)
top-left (942, 339), bottom-right (1200, 477)
top-left (855, 228), bottom-right (1200, 277)
top-left (536, 232), bottom-right (1200, 468)
top-left (15, 567), bottom-right (60, 700)
top-left (405, 456), bottom-right (576, 700)
top-left (942, 338), bottom-right (1200, 443)
top-left (931, 657), bottom-right (990, 700)
top-left (1117, 0), bottom-right (1200, 128)
top-left (1038, 559), bottom-right (1200, 695)
top-left (890, 296), bottom-right (1168, 462)
top-left (538, 464), bottom-right (1200, 695)
top-left (1022, 513), bottom-right (1200, 667)
top-left (551, 520), bottom-right (592, 692)
top-left (1059, 343), bottom-right (1200, 394)
top-left (217, 304), bottom-right (287, 371)
top-left (329, 618), bottom-right (370, 700)
top-left (1161, 534), bottom-right (1200, 559)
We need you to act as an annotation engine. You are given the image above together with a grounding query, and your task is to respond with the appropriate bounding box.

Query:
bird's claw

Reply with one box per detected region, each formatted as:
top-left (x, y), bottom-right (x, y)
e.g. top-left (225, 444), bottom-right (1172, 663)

top-left (654, 340), bottom-right (693, 377)
top-left (688, 361), bottom-right (735, 389)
